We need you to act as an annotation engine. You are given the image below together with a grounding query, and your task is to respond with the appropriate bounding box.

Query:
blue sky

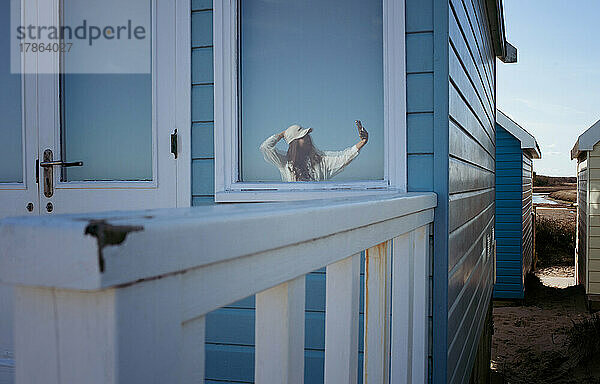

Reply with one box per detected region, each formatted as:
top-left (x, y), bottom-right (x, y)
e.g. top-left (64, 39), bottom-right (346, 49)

top-left (497, 0), bottom-right (600, 177)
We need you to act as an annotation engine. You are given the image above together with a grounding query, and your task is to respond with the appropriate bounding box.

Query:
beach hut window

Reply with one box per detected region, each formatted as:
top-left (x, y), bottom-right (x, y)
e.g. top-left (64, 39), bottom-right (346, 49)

top-left (214, 0), bottom-right (407, 201)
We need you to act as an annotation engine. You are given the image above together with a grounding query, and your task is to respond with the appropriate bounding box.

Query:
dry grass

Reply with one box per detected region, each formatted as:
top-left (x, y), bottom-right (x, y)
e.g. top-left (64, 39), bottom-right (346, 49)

top-left (549, 190), bottom-right (577, 203)
top-left (534, 184), bottom-right (577, 193)
top-left (535, 215), bottom-right (575, 267)
top-left (568, 314), bottom-right (600, 362)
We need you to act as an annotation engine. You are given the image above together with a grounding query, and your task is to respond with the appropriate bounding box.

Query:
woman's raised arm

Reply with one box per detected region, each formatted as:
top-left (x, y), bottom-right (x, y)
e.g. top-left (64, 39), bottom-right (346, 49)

top-left (259, 130), bottom-right (287, 168)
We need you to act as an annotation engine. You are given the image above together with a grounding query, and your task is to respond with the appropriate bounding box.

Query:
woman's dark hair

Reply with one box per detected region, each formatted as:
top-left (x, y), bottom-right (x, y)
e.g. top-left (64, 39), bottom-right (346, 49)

top-left (287, 134), bottom-right (322, 181)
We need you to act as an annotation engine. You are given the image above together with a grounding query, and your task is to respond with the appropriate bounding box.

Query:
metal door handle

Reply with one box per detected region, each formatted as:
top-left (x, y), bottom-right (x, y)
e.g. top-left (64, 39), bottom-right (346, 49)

top-left (39, 160), bottom-right (83, 168)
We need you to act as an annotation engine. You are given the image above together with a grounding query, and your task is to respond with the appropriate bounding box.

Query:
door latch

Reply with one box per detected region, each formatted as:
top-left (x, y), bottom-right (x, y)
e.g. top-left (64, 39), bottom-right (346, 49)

top-left (40, 149), bottom-right (83, 198)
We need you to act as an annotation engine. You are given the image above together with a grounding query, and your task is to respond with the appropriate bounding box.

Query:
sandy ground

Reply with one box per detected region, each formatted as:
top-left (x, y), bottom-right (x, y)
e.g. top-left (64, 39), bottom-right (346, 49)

top-left (492, 206), bottom-right (600, 383)
top-left (491, 275), bottom-right (600, 384)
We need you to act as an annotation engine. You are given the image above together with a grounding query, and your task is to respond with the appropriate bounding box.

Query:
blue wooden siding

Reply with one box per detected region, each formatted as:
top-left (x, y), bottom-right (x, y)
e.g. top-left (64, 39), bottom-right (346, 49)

top-left (522, 154), bottom-right (534, 283)
top-left (493, 126), bottom-right (524, 299)
top-left (407, 16), bottom-right (437, 378)
top-left (406, 0), bottom-right (434, 192)
top-left (445, 0), bottom-right (496, 383)
top-left (191, 2), bottom-right (215, 206)
top-left (405, 0), bottom-right (436, 380)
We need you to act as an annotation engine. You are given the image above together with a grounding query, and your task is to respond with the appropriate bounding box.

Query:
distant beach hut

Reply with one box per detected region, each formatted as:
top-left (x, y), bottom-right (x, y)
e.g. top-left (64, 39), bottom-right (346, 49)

top-left (571, 119), bottom-right (600, 309)
top-left (494, 111), bottom-right (541, 299)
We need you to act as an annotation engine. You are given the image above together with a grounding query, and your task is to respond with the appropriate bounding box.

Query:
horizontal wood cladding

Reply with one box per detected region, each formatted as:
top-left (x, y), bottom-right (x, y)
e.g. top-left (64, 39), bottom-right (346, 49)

top-left (449, 189), bottom-right (494, 233)
top-left (449, 87), bottom-right (495, 157)
top-left (191, 5), bottom-right (215, 204)
top-left (450, 120), bottom-right (495, 172)
top-left (449, 202), bottom-right (494, 276)
top-left (446, 0), bottom-right (496, 381)
top-left (522, 154), bottom-right (534, 277)
top-left (448, 214), bottom-right (494, 307)
top-left (449, 158), bottom-right (494, 194)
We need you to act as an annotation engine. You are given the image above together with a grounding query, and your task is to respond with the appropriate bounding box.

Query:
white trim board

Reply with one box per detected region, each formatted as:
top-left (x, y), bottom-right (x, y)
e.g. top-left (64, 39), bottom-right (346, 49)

top-left (497, 110), bottom-right (541, 159)
top-left (572, 118), bottom-right (600, 159)
top-left (176, 0), bottom-right (192, 207)
top-left (213, 0), bottom-right (407, 202)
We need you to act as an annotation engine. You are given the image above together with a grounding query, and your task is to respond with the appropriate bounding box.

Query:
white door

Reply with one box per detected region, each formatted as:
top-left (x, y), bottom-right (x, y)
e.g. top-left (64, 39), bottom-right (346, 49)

top-left (0, 2), bottom-right (37, 379)
top-left (0, 0), bottom-right (187, 380)
top-left (36, 0), bottom-right (178, 215)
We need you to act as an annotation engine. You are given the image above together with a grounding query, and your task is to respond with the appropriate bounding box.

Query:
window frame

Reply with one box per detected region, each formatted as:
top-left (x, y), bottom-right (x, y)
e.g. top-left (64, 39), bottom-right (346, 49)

top-left (213, 0), bottom-right (406, 202)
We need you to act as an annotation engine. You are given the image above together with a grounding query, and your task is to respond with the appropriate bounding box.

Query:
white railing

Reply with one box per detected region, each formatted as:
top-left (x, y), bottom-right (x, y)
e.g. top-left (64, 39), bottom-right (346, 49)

top-left (0, 192), bottom-right (436, 384)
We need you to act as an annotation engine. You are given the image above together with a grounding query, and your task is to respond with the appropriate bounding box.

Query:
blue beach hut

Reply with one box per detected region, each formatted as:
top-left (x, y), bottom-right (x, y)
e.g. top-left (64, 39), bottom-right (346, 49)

top-left (494, 111), bottom-right (541, 299)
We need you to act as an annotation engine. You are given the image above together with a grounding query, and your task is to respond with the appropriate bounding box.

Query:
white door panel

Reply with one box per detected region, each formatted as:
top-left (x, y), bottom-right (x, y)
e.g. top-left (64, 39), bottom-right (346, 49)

top-left (38, 0), bottom-right (177, 215)
top-left (0, 0), bottom-right (183, 382)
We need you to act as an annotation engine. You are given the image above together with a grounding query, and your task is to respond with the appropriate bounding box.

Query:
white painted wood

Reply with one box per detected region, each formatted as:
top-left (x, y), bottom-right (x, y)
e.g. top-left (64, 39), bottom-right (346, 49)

top-left (180, 209), bottom-right (433, 322)
top-left (324, 254), bottom-right (360, 384)
top-left (390, 226), bottom-right (430, 384)
top-left (390, 231), bottom-right (413, 384)
top-left (1, 193), bottom-right (437, 384)
top-left (175, 0), bottom-right (192, 208)
top-left (15, 276), bottom-right (184, 384)
top-left (384, 0), bottom-right (407, 191)
top-left (255, 277), bottom-right (305, 384)
top-left (181, 317), bottom-right (206, 384)
top-left (34, 0), bottom-right (182, 215)
top-left (14, 287), bottom-right (61, 384)
top-left (0, 193), bottom-right (436, 290)
top-left (497, 110), bottom-right (540, 157)
top-left (0, 0), bottom-right (39, 218)
top-left (411, 225), bottom-right (429, 383)
top-left (0, 1), bottom-right (40, 371)
top-left (363, 242), bottom-right (391, 384)
top-left (214, 0), bottom-right (407, 201)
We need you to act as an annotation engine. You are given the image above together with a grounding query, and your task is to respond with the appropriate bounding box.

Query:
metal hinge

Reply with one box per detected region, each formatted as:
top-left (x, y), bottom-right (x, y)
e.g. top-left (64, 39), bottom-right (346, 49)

top-left (171, 129), bottom-right (178, 159)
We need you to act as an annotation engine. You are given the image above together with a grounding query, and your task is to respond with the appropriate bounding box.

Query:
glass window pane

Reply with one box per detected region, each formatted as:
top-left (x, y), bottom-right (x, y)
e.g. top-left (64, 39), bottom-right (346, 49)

top-left (60, 0), bottom-right (152, 182)
top-left (61, 74), bottom-right (152, 181)
top-left (240, 0), bottom-right (384, 183)
top-left (0, 1), bottom-right (23, 183)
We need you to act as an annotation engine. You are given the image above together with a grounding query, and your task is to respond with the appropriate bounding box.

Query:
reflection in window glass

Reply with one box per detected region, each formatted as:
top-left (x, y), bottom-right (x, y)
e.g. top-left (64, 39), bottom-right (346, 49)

top-left (0, 2), bottom-right (23, 183)
top-left (240, 0), bottom-right (384, 182)
top-left (61, 74), bottom-right (152, 181)
top-left (61, 0), bottom-right (152, 182)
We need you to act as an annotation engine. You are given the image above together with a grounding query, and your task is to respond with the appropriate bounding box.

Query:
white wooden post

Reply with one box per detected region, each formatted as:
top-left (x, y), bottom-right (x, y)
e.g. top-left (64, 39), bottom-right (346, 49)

top-left (391, 225), bottom-right (429, 384)
top-left (181, 317), bottom-right (206, 384)
top-left (324, 254), bottom-right (361, 384)
top-left (255, 276), bottom-right (306, 384)
top-left (411, 226), bottom-right (429, 383)
top-left (363, 242), bottom-right (391, 384)
top-left (14, 276), bottom-right (184, 384)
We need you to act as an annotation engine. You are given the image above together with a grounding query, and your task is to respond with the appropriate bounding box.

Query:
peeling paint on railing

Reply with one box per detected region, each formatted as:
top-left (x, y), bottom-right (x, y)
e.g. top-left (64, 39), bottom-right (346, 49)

top-left (84, 220), bottom-right (143, 272)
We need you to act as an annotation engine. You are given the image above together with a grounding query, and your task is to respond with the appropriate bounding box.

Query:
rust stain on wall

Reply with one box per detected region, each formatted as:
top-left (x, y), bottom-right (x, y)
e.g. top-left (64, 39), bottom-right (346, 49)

top-left (364, 241), bottom-right (388, 383)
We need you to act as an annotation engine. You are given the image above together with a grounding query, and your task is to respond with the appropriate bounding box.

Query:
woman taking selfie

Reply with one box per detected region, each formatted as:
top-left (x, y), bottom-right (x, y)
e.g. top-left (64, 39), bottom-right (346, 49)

top-left (260, 120), bottom-right (369, 182)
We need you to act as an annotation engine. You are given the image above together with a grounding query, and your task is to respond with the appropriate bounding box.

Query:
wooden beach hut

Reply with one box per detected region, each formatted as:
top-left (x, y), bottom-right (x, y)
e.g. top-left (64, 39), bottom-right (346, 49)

top-left (494, 111), bottom-right (541, 299)
top-left (572, 119), bottom-right (600, 309)
top-left (0, 0), bottom-right (517, 382)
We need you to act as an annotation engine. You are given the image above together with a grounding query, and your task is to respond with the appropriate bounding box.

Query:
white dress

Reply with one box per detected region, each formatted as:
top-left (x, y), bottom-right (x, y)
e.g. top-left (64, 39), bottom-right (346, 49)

top-left (260, 134), bottom-right (360, 182)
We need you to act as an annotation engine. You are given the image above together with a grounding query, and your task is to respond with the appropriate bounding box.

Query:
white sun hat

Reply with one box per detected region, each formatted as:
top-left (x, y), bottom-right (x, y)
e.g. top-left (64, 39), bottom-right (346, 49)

top-left (283, 124), bottom-right (312, 144)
